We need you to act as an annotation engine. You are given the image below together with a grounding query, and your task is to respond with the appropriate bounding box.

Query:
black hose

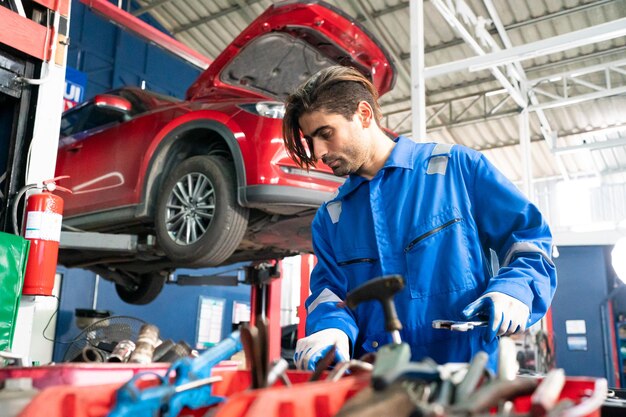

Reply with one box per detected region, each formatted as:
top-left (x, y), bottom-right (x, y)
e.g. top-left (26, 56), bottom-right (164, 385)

top-left (11, 184), bottom-right (38, 236)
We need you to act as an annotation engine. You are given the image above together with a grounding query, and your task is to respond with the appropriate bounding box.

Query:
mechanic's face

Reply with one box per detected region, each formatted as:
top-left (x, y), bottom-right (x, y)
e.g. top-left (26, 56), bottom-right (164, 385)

top-left (299, 107), bottom-right (371, 177)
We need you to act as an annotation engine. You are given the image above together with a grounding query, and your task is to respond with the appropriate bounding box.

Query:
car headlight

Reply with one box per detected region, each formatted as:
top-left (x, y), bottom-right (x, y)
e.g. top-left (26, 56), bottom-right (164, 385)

top-left (238, 102), bottom-right (285, 119)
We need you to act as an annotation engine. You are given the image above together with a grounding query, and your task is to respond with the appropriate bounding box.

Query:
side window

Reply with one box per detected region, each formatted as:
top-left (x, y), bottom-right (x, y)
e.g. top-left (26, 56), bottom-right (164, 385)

top-left (81, 106), bottom-right (128, 132)
top-left (60, 105), bottom-right (92, 137)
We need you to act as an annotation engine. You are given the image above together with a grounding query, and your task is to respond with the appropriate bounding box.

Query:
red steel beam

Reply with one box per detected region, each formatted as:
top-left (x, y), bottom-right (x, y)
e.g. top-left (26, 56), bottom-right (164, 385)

top-left (80, 0), bottom-right (212, 69)
top-left (0, 6), bottom-right (48, 60)
top-left (33, 0), bottom-right (71, 17)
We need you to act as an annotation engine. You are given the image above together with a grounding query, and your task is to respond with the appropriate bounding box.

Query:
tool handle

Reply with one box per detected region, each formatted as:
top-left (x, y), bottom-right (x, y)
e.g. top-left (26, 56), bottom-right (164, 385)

top-left (189, 330), bottom-right (242, 377)
top-left (530, 369), bottom-right (566, 417)
top-left (345, 275), bottom-right (404, 332)
top-left (454, 350), bottom-right (489, 403)
top-left (456, 377), bottom-right (539, 414)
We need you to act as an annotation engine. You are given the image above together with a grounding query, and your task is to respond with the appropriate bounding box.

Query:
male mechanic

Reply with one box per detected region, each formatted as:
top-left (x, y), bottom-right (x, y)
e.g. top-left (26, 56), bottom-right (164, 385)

top-left (282, 66), bottom-right (556, 371)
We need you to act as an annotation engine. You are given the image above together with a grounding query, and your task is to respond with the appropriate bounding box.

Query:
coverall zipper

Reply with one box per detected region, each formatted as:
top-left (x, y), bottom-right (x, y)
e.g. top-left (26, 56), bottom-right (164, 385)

top-left (404, 218), bottom-right (462, 253)
top-left (337, 258), bottom-right (376, 266)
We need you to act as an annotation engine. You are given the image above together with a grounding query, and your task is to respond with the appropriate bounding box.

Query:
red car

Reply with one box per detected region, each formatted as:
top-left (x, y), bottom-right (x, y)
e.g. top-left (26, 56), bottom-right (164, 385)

top-left (56, 1), bottom-right (395, 304)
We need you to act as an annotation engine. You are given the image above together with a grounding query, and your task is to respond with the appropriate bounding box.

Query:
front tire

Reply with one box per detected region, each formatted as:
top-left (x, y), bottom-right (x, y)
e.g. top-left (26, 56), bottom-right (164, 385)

top-left (154, 155), bottom-right (249, 266)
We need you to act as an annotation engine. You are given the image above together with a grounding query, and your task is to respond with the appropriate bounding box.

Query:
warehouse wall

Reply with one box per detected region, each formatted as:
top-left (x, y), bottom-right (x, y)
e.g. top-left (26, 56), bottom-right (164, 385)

top-left (66, 0), bottom-right (202, 100)
top-left (52, 266), bottom-right (251, 362)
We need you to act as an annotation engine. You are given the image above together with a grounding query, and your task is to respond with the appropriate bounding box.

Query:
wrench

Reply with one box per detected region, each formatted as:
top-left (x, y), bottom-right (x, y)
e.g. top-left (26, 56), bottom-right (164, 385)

top-left (432, 319), bottom-right (488, 331)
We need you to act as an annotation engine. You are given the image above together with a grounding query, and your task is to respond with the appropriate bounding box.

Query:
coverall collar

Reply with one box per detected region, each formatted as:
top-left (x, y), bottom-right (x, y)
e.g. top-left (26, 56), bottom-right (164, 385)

top-left (332, 135), bottom-right (416, 201)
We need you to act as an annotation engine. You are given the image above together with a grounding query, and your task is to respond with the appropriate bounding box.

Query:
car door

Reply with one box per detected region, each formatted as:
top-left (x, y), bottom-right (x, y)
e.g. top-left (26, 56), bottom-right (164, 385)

top-left (56, 101), bottom-right (137, 216)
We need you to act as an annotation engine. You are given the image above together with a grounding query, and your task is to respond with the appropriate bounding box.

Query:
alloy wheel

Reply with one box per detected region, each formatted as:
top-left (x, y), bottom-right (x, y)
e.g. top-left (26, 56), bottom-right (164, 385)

top-left (165, 172), bottom-right (215, 245)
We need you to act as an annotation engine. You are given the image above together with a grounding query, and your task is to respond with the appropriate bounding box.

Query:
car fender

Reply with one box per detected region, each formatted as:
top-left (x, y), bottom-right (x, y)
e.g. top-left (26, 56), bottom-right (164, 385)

top-left (137, 110), bottom-right (251, 218)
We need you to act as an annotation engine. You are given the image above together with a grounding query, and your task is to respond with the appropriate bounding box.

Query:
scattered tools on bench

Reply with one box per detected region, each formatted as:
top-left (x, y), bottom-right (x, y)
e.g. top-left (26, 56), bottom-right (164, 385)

top-left (334, 274), bottom-right (590, 417)
top-left (107, 330), bottom-right (242, 417)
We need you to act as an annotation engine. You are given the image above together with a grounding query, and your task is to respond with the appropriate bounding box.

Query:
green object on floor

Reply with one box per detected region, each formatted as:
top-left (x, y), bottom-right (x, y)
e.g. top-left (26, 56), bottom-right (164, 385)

top-left (0, 232), bottom-right (29, 351)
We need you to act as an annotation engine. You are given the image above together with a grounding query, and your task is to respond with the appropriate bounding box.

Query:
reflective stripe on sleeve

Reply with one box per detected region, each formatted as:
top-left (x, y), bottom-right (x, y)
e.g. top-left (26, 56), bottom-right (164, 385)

top-left (327, 201), bottom-right (342, 224)
top-left (427, 143), bottom-right (454, 175)
top-left (502, 242), bottom-right (555, 267)
top-left (307, 288), bottom-right (342, 314)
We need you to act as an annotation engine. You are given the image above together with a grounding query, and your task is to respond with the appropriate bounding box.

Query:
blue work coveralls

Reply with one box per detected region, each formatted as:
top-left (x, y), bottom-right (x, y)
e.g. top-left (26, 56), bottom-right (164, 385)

top-left (305, 136), bottom-right (557, 367)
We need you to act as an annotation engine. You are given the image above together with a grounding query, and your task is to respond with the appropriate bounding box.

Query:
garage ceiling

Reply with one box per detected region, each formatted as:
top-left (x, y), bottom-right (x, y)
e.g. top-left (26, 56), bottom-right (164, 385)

top-left (128, 0), bottom-right (626, 186)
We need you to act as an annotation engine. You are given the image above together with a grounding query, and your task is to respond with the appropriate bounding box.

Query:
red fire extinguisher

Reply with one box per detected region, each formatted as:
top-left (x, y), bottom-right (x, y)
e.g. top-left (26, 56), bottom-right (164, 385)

top-left (17, 176), bottom-right (71, 296)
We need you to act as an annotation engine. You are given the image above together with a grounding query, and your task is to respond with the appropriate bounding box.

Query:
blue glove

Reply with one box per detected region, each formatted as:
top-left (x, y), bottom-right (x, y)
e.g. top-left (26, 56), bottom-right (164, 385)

top-left (462, 292), bottom-right (530, 343)
top-left (293, 328), bottom-right (350, 370)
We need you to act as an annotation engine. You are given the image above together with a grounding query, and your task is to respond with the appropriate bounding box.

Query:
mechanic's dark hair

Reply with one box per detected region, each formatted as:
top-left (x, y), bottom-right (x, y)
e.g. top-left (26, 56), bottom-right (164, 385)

top-left (282, 66), bottom-right (382, 169)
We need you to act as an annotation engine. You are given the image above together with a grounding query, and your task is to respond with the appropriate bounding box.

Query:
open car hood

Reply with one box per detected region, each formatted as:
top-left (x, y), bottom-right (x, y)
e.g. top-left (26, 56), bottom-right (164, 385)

top-left (186, 0), bottom-right (396, 101)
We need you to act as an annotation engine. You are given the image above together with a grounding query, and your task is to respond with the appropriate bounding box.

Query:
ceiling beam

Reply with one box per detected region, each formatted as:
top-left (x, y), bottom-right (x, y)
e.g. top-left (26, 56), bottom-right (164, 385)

top-left (132, 0), bottom-right (174, 17)
top-left (425, 17), bottom-right (626, 79)
top-left (430, 0), bottom-right (526, 107)
top-left (170, 0), bottom-right (265, 34)
top-left (381, 46), bottom-right (626, 112)
top-left (554, 135), bottom-right (626, 154)
top-left (397, 0), bottom-right (615, 58)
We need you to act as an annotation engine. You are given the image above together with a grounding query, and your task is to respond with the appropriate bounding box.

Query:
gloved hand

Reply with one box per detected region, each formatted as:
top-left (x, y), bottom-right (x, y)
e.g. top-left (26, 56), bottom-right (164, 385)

top-left (462, 292), bottom-right (530, 342)
top-left (294, 328), bottom-right (350, 370)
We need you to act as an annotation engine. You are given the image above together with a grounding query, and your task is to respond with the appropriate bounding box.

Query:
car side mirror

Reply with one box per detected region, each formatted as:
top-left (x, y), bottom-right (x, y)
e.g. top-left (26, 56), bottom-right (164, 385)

top-left (93, 94), bottom-right (132, 113)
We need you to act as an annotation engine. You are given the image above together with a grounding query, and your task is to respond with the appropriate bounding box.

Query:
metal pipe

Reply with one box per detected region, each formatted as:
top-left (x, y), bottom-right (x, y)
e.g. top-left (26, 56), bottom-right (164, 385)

top-left (108, 340), bottom-right (135, 363)
top-left (129, 324), bottom-right (160, 364)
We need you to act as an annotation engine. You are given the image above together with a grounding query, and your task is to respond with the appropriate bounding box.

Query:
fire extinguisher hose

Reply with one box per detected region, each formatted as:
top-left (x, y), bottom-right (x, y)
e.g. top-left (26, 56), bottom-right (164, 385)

top-left (11, 183), bottom-right (39, 236)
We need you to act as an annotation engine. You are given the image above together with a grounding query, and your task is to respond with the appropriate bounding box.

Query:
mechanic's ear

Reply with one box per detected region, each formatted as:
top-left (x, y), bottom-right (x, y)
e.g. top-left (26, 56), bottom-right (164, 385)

top-left (356, 101), bottom-right (373, 128)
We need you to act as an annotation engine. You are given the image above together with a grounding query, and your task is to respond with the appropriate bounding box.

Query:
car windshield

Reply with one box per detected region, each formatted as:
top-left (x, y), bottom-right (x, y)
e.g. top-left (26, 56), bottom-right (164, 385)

top-left (220, 32), bottom-right (341, 99)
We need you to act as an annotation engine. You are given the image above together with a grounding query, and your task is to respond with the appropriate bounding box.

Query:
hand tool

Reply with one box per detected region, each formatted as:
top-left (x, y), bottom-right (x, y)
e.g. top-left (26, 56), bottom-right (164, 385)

top-left (266, 358), bottom-right (291, 387)
top-left (344, 275), bottom-right (411, 390)
top-left (452, 376), bottom-right (539, 414)
top-left (327, 360), bottom-right (374, 382)
top-left (107, 330), bottom-right (242, 417)
top-left (498, 336), bottom-right (519, 415)
top-left (240, 323), bottom-right (263, 389)
top-left (309, 344), bottom-right (336, 382)
top-left (530, 368), bottom-right (566, 417)
top-left (432, 319), bottom-right (489, 331)
top-left (335, 383), bottom-right (418, 417)
top-left (255, 316), bottom-right (270, 387)
top-left (453, 337), bottom-right (537, 415)
top-left (453, 350), bottom-right (489, 403)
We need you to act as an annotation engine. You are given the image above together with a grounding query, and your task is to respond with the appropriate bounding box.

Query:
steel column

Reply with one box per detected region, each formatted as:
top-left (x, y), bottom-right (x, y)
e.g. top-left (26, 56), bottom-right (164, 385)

top-left (519, 104), bottom-right (533, 200)
top-left (410, 0), bottom-right (426, 140)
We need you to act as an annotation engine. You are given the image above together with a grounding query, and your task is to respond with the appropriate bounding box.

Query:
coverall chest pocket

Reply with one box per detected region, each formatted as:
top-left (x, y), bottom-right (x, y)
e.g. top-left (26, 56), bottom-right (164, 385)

top-left (336, 249), bottom-right (379, 290)
top-left (404, 215), bottom-right (473, 299)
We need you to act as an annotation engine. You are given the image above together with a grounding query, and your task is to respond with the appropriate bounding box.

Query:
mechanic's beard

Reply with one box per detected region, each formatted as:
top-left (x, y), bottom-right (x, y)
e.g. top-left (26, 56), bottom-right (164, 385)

top-left (330, 159), bottom-right (354, 177)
